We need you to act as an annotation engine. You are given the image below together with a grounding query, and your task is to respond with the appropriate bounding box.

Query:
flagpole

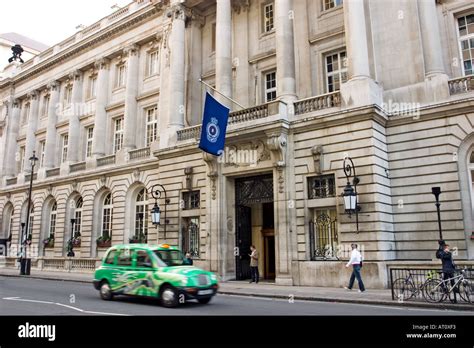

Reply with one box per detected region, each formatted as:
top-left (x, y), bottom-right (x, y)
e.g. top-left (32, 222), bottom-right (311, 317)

top-left (198, 79), bottom-right (246, 110)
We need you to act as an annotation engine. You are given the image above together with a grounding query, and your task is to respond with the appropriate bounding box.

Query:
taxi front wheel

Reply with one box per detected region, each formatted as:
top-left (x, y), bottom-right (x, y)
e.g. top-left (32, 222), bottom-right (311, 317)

top-left (99, 281), bottom-right (114, 301)
top-left (160, 285), bottom-right (179, 308)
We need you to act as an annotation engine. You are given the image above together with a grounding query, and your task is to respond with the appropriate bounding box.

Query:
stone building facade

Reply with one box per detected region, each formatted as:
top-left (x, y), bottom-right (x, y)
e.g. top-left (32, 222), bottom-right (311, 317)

top-left (0, 0), bottom-right (474, 288)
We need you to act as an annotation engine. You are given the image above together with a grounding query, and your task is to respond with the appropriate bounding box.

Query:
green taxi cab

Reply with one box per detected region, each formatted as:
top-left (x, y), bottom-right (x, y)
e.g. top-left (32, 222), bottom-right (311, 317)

top-left (93, 243), bottom-right (218, 307)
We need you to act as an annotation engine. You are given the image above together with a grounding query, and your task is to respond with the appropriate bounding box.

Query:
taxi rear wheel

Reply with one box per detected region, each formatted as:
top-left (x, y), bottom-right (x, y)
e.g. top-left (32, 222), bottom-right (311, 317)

top-left (160, 285), bottom-right (179, 308)
top-left (99, 280), bottom-right (114, 301)
top-left (197, 297), bottom-right (212, 304)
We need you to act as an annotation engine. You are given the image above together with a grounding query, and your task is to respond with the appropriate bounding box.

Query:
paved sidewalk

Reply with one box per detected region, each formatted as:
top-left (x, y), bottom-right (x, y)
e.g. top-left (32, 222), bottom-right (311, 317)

top-left (1, 267), bottom-right (472, 311)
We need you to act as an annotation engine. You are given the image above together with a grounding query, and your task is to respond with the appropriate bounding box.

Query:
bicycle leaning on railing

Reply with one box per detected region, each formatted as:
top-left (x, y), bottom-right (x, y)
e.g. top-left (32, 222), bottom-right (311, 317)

top-left (392, 270), bottom-right (439, 301)
top-left (423, 268), bottom-right (473, 304)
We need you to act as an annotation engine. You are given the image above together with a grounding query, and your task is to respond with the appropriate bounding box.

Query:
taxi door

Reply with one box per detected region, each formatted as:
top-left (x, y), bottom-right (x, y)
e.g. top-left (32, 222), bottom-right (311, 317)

top-left (114, 247), bottom-right (136, 295)
top-left (132, 249), bottom-right (158, 297)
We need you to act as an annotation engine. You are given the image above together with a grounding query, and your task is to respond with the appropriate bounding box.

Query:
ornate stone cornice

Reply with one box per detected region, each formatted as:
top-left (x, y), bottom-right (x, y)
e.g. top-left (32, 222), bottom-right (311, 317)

top-left (0, 4), bottom-right (160, 89)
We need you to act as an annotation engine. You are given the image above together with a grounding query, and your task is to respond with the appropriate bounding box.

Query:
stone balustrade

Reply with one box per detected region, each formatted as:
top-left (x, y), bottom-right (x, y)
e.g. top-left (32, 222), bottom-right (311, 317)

top-left (129, 147), bottom-right (151, 160)
top-left (97, 154), bottom-right (116, 167)
top-left (449, 75), bottom-right (474, 95)
top-left (45, 168), bottom-right (60, 178)
top-left (5, 177), bottom-right (17, 186)
top-left (70, 161), bottom-right (86, 173)
top-left (294, 91), bottom-right (341, 115)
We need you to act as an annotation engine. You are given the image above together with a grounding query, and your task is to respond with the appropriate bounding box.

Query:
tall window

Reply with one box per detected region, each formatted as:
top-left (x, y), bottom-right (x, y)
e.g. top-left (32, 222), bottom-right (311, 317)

top-left (74, 197), bottom-right (83, 237)
top-left (101, 193), bottom-right (113, 239)
top-left (61, 134), bottom-right (69, 163)
top-left (49, 202), bottom-right (57, 238)
top-left (325, 50), bottom-right (347, 92)
top-left (27, 206), bottom-right (34, 238)
top-left (116, 64), bottom-right (126, 88)
top-left (22, 103), bottom-right (30, 125)
top-left (265, 71), bottom-right (277, 102)
top-left (19, 146), bottom-right (25, 172)
top-left (64, 85), bottom-right (73, 106)
top-left (86, 126), bottom-right (94, 158)
top-left (145, 106), bottom-right (158, 146)
top-left (211, 23), bottom-right (216, 53)
top-left (41, 95), bottom-right (50, 118)
top-left (134, 188), bottom-right (148, 242)
top-left (147, 50), bottom-right (159, 77)
top-left (182, 217), bottom-right (200, 257)
top-left (458, 13), bottom-right (474, 76)
top-left (39, 141), bottom-right (46, 168)
top-left (88, 76), bottom-right (97, 99)
top-left (323, 0), bottom-right (343, 11)
top-left (114, 117), bottom-right (124, 153)
top-left (263, 3), bottom-right (274, 33)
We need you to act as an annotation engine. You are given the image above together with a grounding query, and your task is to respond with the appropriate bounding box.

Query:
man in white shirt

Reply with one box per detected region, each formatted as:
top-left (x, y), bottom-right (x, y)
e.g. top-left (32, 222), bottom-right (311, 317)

top-left (344, 243), bottom-right (366, 292)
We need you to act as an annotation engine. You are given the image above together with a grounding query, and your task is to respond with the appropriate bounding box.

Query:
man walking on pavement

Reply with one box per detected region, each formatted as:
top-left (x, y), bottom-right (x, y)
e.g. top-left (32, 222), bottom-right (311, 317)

top-left (344, 243), bottom-right (365, 293)
top-left (249, 245), bottom-right (259, 284)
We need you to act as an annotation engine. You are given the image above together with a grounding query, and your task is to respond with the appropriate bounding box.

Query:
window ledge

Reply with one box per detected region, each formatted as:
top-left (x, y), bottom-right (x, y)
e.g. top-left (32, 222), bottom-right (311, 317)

top-left (259, 30), bottom-right (275, 40)
top-left (112, 86), bottom-right (126, 93)
top-left (144, 74), bottom-right (159, 82)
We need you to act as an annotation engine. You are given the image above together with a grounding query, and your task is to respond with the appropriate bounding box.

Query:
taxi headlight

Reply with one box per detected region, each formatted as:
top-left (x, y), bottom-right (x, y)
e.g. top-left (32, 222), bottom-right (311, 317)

top-left (210, 274), bottom-right (217, 281)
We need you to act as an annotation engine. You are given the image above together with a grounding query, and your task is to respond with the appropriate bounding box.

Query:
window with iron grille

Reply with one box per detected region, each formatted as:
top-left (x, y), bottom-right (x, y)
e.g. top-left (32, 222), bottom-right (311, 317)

top-left (181, 217), bottom-right (200, 257)
top-left (308, 174), bottom-right (336, 199)
top-left (309, 209), bottom-right (338, 260)
top-left (182, 191), bottom-right (200, 210)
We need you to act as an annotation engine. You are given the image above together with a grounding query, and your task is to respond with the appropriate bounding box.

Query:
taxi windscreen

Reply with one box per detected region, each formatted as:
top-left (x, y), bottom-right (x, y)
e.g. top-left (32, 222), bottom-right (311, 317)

top-left (153, 250), bottom-right (185, 266)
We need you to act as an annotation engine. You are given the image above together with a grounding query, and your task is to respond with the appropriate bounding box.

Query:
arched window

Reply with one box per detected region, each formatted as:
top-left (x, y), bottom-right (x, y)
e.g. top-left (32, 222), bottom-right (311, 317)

top-left (74, 197), bottom-right (83, 238)
top-left (101, 193), bottom-right (113, 239)
top-left (2, 203), bottom-right (14, 239)
top-left (134, 188), bottom-right (148, 243)
top-left (48, 202), bottom-right (57, 239)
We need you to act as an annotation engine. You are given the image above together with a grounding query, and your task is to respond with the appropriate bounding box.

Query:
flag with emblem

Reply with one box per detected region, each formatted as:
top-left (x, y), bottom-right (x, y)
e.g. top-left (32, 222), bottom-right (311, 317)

top-left (199, 92), bottom-right (230, 156)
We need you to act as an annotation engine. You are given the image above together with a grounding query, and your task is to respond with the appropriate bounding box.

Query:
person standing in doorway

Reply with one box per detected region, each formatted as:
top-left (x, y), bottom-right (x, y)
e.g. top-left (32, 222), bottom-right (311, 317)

top-left (249, 245), bottom-right (259, 284)
top-left (344, 243), bottom-right (365, 293)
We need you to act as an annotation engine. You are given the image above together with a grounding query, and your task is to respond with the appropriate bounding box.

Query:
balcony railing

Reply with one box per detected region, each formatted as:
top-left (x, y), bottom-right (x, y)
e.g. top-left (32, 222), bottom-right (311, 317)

top-left (177, 125), bottom-right (202, 141)
top-left (70, 161), bottom-right (86, 173)
top-left (294, 91), bottom-right (341, 115)
top-left (5, 177), bottom-right (17, 186)
top-left (97, 154), bottom-right (116, 167)
top-left (129, 147), bottom-right (151, 160)
top-left (24, 173), bottom-right (37, 182)
top-left (448, 75), bottom-right (474, 95)
top-left (177, 101), bottom-right (279, 142)
top-left (46, 168), bottom-right (60, 178)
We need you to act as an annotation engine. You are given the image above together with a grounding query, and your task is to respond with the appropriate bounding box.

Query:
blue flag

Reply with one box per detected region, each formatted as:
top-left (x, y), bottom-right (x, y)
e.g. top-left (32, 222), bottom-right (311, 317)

top-left (199, 92), bottom-right (230, 156)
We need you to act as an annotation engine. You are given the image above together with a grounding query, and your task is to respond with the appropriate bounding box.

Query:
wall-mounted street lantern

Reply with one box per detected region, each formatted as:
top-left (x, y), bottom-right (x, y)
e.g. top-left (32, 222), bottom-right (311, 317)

top-left (342, 157), bottom-right (361, 233)
top-left (149, 184), bottom-right (170, 239)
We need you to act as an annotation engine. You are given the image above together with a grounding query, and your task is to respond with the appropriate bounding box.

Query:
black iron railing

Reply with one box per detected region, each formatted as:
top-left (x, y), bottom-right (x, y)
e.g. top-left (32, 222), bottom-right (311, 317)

top-left (389, 267), bottom-right (474, 301)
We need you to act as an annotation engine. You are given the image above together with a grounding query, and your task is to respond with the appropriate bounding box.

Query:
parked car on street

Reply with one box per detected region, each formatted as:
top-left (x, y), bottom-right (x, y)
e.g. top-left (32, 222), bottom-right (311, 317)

top-left (93, 243), bottom-right (218, 307)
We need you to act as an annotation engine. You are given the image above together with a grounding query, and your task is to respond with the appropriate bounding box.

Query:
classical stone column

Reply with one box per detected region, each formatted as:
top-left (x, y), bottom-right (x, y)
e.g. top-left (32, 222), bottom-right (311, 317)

top-left (24, 91), bottom-right (39, 172)
top-left (340, 0), bottom-right (382, 107)
top-left (418, 0), bottom-right (445, 77)
top-left (343, 0), bottom-right (370, 80)
top-left (275, 0), bottom-right (297, 102)
top-left (168, 3), bottom-right (186, 129)
top-left (4, 100), bottom-right (21, 177)
top-left (44, 81), bottom-right (60, 169)
top-left (216, 0), bottom-right (233, 106)
top-left (123, 44), bottom-right (140, 151)
top-left (67, 70), bottom-right (83, 163)
top-left (92, 58), bottom-right (110, 157)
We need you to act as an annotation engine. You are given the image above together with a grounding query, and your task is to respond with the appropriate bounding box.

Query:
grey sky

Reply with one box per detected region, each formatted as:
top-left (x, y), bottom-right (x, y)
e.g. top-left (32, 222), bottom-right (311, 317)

top-left (0, 0), bottom-right (132, 47)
